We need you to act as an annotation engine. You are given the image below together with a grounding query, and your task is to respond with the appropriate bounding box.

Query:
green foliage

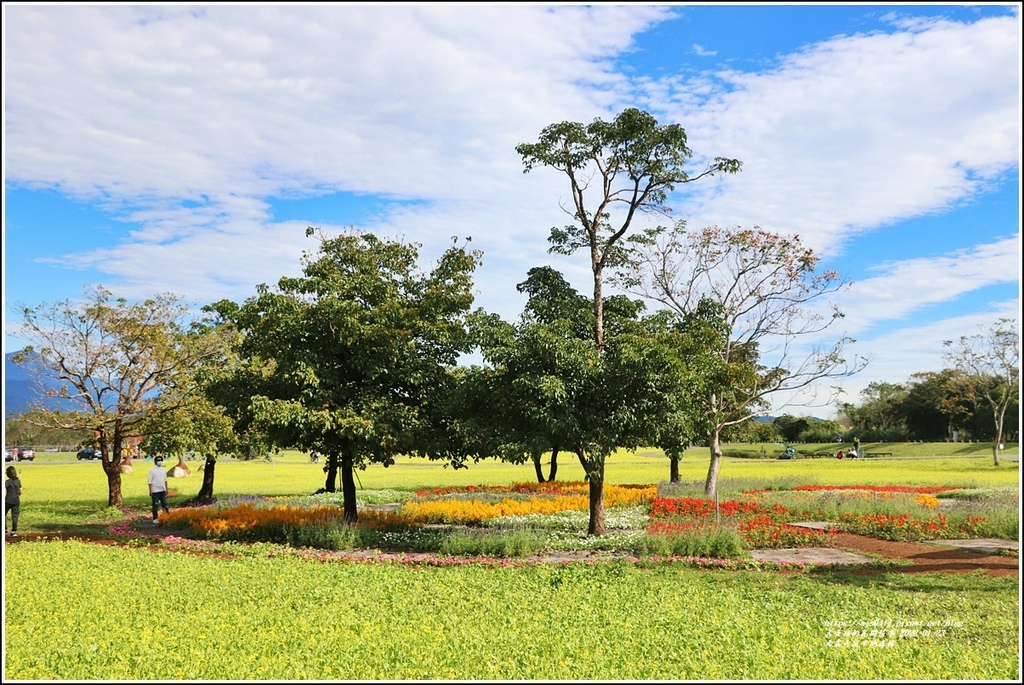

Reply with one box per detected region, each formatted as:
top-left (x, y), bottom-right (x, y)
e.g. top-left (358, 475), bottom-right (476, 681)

top-left (283, 522), bottom-right (361, 550)
top-left (627, 527), bottom-right (745, 558)
top-left (5, 542), bottom-right (1018, 680)
top-left (438, 528), bottom-right (548, 557)
top-left (614, 223), bottom-right (864, 497)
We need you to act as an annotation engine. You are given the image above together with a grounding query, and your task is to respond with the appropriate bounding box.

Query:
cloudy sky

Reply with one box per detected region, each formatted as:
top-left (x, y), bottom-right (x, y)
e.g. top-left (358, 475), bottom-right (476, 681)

top-left (3, 3), bottom-right (1020, 417)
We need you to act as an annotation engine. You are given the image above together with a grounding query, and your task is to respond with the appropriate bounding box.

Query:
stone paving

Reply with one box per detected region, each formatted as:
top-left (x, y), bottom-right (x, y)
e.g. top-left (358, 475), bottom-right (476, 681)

top-left (925, 538), bottom-right (1019, 554)
top-left (748, 546), bottom-right (874, 565)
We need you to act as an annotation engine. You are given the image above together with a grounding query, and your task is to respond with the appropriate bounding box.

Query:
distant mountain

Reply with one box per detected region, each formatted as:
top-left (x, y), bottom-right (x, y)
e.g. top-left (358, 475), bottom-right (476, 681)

top-left (4, 351), bottom-right (78, 416)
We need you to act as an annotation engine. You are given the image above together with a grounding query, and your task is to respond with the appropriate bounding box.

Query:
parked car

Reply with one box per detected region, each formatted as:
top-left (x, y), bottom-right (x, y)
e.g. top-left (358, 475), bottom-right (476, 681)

top-left (16, 447), bottom-right (36, 461)
top-left (4, 447), bottom-right (16, 462)
top-left (77, 447), bottom-right (103, 460)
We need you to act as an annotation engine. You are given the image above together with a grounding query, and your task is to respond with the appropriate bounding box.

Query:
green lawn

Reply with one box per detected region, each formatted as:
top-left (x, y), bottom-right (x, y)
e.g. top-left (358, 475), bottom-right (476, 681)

top-left (4, 446), bottom-right (1019, 681)
top-left (3, 540), bottom-right (1018, 680)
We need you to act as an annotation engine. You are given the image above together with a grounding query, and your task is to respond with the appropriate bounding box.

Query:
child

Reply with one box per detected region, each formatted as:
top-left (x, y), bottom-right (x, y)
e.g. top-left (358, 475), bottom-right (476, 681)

top-left (6, 465), bottom-right (22, 536)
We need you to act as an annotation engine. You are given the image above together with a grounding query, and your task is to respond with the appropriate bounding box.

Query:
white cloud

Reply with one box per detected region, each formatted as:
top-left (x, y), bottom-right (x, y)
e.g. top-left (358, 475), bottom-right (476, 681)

top-left (835, 236), bottom-right (1020, 334)
top-left (651, 14), bottom-right (1019, 256)
top-left (4, 4), bottom-right (672, 315)
top-left (3, 5), bottom-right (1020, 418)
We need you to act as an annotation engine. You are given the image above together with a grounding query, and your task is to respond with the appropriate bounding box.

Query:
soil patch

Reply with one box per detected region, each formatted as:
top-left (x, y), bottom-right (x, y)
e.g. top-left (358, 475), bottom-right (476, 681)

top-left (830, 532), bottom-right (1018, 577)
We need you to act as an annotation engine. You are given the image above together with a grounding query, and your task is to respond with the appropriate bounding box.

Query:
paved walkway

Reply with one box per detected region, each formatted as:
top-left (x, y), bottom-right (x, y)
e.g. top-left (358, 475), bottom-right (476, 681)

top-left (748, 547), bottom-right (874, 565)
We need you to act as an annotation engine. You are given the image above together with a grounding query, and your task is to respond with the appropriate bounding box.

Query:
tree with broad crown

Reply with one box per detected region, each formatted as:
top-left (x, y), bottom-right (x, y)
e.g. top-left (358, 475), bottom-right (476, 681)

top-left (468, 267), bottom-right (696, 535)
top-left (11, 286), bottom-right (228, 507)
top-left (840, 381), bottom-right (909, 440)
top-left (614, 223), bottom-right (867, 497)
top-left (944, 318), bottom-right (1020, 466)
top-left (471, 266), bottom-right (649, 483)
top-left (901, 369), bottom-right (977, 442)
top-left (222, 228), bottom-right (481, 522)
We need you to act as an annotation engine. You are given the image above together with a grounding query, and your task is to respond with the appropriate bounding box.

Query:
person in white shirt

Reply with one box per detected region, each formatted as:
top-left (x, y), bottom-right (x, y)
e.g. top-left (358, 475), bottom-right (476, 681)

top-left (148, 456), bottom-right (170, 524)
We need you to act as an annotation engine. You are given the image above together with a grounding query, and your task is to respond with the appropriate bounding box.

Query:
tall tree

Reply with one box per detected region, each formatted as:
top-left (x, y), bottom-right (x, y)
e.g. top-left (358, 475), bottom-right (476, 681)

top-left (615, 224), bottom-right (867, 496)
top-left (11, 286), bottom-right (226, 507)
top-left (224, 228), bottom-right (480, 521)
top-left (516, 107), bottom-right (741, 351)
top-left (516, 107), bottom-right (740, 531)
top-left (944, 318), bottom-right (1020, 465)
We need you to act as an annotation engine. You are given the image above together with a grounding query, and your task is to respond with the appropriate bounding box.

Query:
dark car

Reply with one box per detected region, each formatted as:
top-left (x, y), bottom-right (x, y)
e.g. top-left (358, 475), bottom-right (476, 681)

top-left (77, 447), bottom-right (102, 460)
top-left (16, 447), bottom-right (35, 461)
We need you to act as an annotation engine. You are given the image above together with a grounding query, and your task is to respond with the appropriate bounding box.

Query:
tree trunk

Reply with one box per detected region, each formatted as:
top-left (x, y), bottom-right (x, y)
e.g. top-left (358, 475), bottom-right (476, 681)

top-left (341, 445), bottom-right (357, 523)
top-left (576, 448), bottom-right (606, 536)
top-left (531, 449), bottom-right (545, 483)
top-left (669, 454), bottom-right (680, 483)
top-left (101, 430), bottom-right (124, 507)
top-left (324, 452), bottom-right (339, 492)
top-left (546, 447), bottom-right (559, 482)
top-left (993, 410), bottom-right (1004, 466)
top-left (703, 428), bottom-right (723, 498)
top-left (593, 262), bottom-right (605, 351)
top-left (195, 456), bottom-right (217, 504)
top-left (103, 463), bottom-right (124, 508)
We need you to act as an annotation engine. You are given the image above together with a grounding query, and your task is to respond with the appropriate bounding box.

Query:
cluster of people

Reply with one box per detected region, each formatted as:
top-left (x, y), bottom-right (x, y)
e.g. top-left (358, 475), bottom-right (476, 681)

top-left (837, 437), bottom-right (861, 460)
top-left (4, 453), bottom-right (175, 538)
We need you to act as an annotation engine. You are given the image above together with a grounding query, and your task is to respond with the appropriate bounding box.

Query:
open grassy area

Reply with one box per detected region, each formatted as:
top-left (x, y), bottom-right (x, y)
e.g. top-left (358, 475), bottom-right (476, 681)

top-left (4, 447), bottom-right (1020, 680)
top-left (4, 540), bottom-right (1018, 680)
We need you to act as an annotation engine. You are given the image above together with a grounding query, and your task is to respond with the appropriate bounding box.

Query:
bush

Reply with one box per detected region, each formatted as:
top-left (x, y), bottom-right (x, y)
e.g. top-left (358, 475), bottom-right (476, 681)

top-left (284, 523), bottom-right (360, 550)
top-left (438, 528), bottom-right (548, 557)
top-left (629, 528), bottom-right (744, 558)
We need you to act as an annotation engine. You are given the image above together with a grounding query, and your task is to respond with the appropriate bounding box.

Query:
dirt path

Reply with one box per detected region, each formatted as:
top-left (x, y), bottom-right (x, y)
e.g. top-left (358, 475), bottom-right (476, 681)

top-left (830, 532), bottom-right (1018, 577)
top-left (5, 527), bottom-right (1017, 576)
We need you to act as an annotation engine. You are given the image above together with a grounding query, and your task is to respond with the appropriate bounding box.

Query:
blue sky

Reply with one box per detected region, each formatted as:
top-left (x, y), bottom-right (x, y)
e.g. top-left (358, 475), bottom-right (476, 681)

top-left (3, 3), bottom-right (1020, 417)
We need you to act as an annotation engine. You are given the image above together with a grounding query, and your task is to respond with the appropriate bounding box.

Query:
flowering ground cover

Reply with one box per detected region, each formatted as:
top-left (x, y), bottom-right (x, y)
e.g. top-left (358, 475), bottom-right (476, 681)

top-left (4, 458), bottom-right (1019, 681)
top-left (3, 540), bottom-right (1018, 680)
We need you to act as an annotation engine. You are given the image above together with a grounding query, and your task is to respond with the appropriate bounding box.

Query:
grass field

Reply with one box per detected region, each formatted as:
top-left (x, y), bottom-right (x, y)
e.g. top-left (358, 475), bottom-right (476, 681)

top-left (3, 444), bottom-right (1020, 680)
top-left (4, 541), bottom-right (1018, 680)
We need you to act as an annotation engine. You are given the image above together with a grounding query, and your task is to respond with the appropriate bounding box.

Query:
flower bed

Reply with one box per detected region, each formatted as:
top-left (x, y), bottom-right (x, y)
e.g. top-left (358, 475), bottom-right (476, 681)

top-left (648, 495), bottom-right (835, 549)
top-left (157, 481), bottom-right (1013, 555)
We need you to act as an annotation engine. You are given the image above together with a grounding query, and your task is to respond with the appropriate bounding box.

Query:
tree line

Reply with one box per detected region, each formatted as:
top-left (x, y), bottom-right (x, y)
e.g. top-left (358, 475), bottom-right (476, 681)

top-left (10, 108), bottom-right (1015, 535)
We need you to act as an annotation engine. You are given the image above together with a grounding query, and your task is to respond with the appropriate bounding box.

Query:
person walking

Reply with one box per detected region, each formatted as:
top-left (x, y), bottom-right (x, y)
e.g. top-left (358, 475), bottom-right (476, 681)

top-left (148, 456), bottom-right (170, 524)
top-left (5, 465), bottom-right (22, 536)
top-left (853, 436), bottom-right (861, 455)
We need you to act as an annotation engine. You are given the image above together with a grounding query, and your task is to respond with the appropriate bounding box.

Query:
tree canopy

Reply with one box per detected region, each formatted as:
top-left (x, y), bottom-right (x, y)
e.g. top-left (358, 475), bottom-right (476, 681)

top-left (12, 286), bottom-right (227, 506)
top-left (215, 228), bottom-right (481, 520)
top-left (517, 107), bottom-right (741, 351)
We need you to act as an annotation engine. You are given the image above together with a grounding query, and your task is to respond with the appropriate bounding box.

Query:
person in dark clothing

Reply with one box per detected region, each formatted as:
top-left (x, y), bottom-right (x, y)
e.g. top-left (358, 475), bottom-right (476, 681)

top-left (5, 465), bottom-right (23, 536)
